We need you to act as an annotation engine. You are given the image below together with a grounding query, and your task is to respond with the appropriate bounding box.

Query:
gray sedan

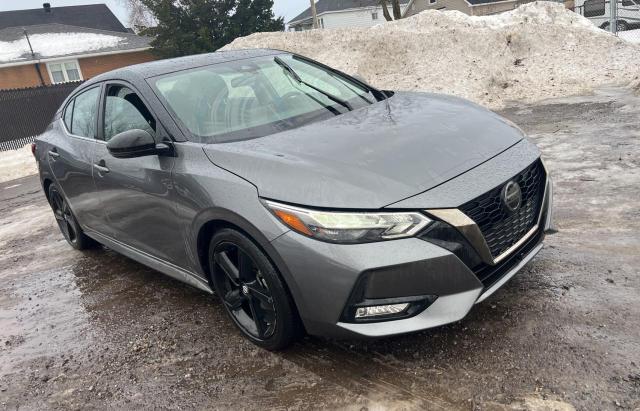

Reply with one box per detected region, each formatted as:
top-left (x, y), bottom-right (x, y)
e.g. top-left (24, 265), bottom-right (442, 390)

top-left (34, 49), bottom-right (553, 350)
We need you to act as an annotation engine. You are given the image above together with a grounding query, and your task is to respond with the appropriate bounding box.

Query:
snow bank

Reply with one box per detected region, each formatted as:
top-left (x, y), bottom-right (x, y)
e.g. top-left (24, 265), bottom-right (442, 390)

top-left (223, 2), bottom-right (640, 108)
top-left (0, 146), bottom-right (38, 184)
top-left (0, 33), bottom-right (124, 62)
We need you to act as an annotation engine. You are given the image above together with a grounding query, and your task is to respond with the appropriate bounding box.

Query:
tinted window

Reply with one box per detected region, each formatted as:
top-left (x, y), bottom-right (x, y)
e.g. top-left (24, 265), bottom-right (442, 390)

top-left (70, 87), bottom-right (100, 138)
top-left (152, 54), bottom-right (377, 143)
top-left (103, 85), bottom-right (156, 141)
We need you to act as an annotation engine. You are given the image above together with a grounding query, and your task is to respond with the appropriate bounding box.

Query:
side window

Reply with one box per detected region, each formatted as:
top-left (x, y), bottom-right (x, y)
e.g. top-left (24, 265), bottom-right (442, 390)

top-left (70, 87), bottom-right (100, 138)
top-left (103, 85), bottom-right (156, 141)
top-left (63, 99), bottom-right (74, 132)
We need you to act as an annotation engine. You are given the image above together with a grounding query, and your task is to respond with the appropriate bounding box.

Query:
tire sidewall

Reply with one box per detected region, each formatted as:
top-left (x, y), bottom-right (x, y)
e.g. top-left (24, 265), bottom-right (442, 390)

top-left (208, 228), bottom-right (297, 350)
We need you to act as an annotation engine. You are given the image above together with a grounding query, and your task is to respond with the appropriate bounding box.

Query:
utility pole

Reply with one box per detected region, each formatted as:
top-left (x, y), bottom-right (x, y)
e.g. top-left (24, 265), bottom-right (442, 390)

top-left (310, 0), bottom-right (319, 29)
top-left (609, 0), bottom-right (617, 33)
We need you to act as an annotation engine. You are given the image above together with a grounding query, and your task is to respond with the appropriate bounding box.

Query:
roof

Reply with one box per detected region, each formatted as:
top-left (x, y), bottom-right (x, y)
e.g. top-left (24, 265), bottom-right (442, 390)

top-left (0, 4), bottom-right (127, 33)
top-left (87, 49), bottom-right (284, 83)
top-left (0, 24), bottom-right (152, 66)
top-left (289, 0), bottom-right (410, 25)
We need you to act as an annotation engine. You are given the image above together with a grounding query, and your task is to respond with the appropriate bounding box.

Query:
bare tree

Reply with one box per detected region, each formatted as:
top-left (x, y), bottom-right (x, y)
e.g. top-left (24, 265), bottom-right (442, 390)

top-left (119, 0), bottom-right (155, 32)
top-left (379, 0), bottom-right (402, 21)
top-left (310, 0), bottom-right (319, 28)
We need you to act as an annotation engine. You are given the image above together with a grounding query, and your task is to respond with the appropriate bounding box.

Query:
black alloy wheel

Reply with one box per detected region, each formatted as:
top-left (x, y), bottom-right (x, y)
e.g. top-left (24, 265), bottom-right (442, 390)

top-left (209, 229), bottom-right (299, 350)
top-left (48, 184), bottom-right (94, 250)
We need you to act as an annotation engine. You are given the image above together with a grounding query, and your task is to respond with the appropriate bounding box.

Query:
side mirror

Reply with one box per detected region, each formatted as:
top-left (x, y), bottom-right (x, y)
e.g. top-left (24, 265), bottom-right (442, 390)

top-left (107, 129), bottom-right (170, 159)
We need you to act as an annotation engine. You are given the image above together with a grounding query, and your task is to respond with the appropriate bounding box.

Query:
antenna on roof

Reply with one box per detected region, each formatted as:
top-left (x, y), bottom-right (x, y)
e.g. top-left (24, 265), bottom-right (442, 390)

top-left (43, 3), bottom-right (52, 13)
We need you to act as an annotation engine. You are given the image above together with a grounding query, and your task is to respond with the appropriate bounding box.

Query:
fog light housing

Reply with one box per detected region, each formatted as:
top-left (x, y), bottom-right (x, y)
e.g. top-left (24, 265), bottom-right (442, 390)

top-left (355, 303), bottom-right (409, 318)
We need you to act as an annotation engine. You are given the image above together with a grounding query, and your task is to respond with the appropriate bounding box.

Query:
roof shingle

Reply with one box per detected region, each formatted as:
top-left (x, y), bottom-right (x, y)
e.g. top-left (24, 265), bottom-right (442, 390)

top-left (0, 4), bottom-right (127, 33)
top-left (0, 24), bottom-right (151, 65)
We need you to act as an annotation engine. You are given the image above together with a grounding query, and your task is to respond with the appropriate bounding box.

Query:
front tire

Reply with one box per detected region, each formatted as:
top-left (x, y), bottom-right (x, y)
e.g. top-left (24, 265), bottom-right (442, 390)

top-left (209, 228), bottom-right (299, 350)
top-left (48, 184), bottom-right (95, 250)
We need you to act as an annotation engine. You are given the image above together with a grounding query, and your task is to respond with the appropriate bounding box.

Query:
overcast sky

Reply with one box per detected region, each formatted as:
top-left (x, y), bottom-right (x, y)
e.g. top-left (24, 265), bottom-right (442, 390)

top-left (0, 0), bottom-right (304, 27)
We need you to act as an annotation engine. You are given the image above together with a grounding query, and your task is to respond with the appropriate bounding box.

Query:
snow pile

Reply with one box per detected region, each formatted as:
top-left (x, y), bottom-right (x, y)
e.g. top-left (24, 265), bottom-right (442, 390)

top-left (0, 37), bottom-right (29, 62)
top-left (0, 33), bottom-right (124, 62)
top-left (31, 33), bottom-right (124, 58)
top-left (0, 146), bottom-right (38, 184)
top-left (223, 1), bottom-right (640, 108)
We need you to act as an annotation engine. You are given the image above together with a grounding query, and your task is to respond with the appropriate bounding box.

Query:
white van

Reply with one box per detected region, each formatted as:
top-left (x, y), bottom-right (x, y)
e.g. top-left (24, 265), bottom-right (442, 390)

top-left (575, 0), bottom-right (640, 30)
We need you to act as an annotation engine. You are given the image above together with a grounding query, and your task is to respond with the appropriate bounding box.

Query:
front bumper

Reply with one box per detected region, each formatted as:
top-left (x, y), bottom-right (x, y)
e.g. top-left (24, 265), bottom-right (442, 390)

top-left (270, 174), bottom-right (553, 339)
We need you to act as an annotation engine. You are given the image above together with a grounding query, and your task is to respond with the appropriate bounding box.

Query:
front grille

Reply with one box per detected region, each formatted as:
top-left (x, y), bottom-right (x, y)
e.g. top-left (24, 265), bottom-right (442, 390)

top-left (473, 225), bottom-right (544, 289)
top-left (459, 159), bottom-right (546, 258)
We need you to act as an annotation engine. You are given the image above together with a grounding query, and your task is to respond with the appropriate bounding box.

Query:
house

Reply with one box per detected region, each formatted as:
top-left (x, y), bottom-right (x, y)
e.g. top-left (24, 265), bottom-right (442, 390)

top-left (0, 3), bottom-right (155, 90)
top-left (403, 0), bottom-right (535, 17)
top-left (288, 0), bottom-right (411, 31)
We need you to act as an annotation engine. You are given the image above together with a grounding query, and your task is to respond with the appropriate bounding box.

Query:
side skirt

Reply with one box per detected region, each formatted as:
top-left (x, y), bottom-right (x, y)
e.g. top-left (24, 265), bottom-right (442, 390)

top-left (85, 230), bottom-right (214, 294)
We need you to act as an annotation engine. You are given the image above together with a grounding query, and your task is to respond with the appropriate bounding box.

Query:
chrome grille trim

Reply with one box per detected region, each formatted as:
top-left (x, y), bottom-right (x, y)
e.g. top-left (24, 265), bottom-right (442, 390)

top-left (426, 161), bottom-right (550, 266)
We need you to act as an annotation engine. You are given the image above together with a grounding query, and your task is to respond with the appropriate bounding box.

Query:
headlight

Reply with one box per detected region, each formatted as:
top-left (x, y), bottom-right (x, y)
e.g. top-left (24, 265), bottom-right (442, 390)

top-left (264, 200), bottom-right (431, 243)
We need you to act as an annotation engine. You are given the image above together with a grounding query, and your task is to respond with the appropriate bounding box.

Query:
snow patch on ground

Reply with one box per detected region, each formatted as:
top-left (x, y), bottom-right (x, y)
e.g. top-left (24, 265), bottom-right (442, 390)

top-left (223, 1), bottom-right (640, 108)
top-left (0, 33), bottom-right (124, 62)
top-left (0, 146), bottom-right (38, 184)
top-left (618, 29), bottom-right (640, 44)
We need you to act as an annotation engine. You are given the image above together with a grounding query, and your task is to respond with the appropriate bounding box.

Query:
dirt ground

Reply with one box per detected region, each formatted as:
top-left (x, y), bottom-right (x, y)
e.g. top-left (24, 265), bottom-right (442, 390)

top-left (0, 87), bottom-right (638, 410)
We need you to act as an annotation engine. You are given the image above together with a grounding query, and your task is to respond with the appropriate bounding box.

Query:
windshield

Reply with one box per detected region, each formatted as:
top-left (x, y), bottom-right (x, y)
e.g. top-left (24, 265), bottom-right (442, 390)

top-left (151, 54), bottom-right (380, 143)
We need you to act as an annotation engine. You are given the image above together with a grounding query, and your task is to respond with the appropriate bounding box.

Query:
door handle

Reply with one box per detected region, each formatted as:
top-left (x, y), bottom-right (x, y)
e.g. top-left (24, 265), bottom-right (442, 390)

top-left (93, 163), bottom-right (110, 174)
top-left (48, 149), bottom-right (59, 158)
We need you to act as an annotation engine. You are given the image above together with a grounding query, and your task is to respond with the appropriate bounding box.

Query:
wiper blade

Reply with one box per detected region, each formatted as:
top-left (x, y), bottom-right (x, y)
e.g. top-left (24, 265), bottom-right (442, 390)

top-left (274, 56), bottom-right (353, 112)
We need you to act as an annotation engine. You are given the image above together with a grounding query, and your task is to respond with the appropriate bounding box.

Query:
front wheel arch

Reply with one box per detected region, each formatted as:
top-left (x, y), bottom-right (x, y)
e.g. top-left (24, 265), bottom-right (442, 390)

top-left (195, 216), bottom-right (305, 332)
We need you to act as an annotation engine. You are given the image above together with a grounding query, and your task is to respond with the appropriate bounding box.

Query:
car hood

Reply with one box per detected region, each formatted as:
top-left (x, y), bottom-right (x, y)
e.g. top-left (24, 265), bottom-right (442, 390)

top-left (203, 92), bottom-right (524, 209)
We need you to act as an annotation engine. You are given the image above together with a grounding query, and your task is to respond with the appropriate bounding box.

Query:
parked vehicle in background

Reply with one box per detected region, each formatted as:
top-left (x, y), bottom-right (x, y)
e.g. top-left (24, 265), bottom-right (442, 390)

top-left (575, 0), bottom-right (640, 30)
top-left (34, 49), bottom-right (553, 350)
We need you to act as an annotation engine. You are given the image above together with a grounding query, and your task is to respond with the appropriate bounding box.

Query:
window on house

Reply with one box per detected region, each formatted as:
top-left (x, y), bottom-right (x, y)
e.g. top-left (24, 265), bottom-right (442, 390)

top-left (47, 60), bottom-right (82, 84)
top-left (320, 18), bottom-right (324, 28)
top-left (372, 12), bottom-right (378, 20)
top-left (429, 0), bottom-right (437, 4)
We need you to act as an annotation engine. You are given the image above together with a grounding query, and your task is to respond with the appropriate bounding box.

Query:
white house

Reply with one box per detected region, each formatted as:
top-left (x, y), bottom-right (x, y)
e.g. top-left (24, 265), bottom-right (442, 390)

top-left (288, 0), bottom-right (411, 31)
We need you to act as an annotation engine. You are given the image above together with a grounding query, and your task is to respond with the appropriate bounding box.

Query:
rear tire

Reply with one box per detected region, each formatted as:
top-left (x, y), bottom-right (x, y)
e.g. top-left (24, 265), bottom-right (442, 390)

top-left (48, 184), bottom-right (96, 250)
top-left (209, 228), bottom-right (299, 350)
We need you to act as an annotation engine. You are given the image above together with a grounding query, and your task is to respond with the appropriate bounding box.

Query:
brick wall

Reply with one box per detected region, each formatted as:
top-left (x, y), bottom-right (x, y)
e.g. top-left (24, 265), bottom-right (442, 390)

top-left (78, 50), bottom-right (156, 79)
top-left (0, 50), bottom-right (157, 91)
top-left (0, 64), bottom-right (46, 90)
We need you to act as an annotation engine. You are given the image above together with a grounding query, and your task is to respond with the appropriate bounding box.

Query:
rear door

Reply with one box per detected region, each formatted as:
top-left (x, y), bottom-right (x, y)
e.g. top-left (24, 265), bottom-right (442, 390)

top-left (92, 81), bottom-right (181, 264)
top-left (48, 85), bottom-right (113, 236)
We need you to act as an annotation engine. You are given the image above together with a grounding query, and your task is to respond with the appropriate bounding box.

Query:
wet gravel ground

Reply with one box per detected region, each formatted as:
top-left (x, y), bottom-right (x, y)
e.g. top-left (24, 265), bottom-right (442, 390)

top-left (0, 88), bottom-right (639, 410)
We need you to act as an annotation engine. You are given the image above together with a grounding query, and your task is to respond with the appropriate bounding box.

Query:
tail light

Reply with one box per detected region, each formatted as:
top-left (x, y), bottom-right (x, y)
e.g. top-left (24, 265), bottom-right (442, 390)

top-left (31, 143), bottom-right (36, 157)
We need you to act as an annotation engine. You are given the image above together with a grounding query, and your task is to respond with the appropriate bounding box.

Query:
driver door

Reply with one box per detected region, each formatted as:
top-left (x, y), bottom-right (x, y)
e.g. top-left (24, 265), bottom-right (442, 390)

top-left (92, 81), bottom-right (182, 264)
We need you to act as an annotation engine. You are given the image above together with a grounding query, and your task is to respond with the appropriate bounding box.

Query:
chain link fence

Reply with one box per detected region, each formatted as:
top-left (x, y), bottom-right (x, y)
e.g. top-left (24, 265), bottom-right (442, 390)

top-left (573, 0), bottom-right (640, 43)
